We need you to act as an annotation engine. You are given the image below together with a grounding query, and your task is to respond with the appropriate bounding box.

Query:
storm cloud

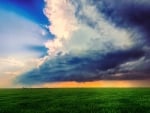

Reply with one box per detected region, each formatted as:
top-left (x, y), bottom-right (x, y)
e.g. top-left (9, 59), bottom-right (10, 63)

top-left (17, 0), bottom-right (150, 85)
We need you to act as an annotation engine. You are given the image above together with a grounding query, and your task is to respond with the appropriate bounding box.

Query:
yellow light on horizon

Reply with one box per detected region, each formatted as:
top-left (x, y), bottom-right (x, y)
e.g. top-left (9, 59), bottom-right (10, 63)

top-left (38, 80), bottom-right (150, 88)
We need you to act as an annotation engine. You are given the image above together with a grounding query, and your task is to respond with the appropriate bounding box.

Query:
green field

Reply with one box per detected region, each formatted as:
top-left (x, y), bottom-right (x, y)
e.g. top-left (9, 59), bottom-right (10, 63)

top-left (0, 88), bottom-right (149, 113)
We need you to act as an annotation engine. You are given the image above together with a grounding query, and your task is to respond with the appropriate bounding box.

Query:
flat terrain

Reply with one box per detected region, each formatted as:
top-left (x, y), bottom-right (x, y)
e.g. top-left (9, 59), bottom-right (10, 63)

top-left (0, 88), bottom-right (149, 113)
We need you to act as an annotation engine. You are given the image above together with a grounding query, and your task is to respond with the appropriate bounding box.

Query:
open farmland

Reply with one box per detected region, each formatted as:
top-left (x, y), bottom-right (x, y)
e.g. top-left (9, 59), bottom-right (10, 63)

top-left (0, 88), bottom-right (149, 113)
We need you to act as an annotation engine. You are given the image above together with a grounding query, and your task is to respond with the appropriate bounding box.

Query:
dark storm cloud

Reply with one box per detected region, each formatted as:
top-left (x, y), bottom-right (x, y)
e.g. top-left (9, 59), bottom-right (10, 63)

top-left (92, 0), bottom-right (150, 41)
top-left (71, 0), bottom-right (150, 45)
top-left (17, 48), bottom-right (146, 84)
top-left (91, 0), bottom-right (150, 78)
top-left (17, 0), bottom-right (150, 85)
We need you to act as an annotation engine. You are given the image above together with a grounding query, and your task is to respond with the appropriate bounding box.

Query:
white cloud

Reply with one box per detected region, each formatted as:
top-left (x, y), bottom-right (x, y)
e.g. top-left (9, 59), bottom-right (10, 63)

top-left (44, 0), bottom-right (134, 57)
top-left (0, 56), bottom-right (45, 87)
top-left (44, 0), bottom-right (78, 56)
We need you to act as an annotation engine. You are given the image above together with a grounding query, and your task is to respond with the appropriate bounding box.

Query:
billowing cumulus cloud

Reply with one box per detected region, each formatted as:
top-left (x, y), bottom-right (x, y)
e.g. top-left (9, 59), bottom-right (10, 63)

top-left (43, 0), bottom-right (133, 56)
top-left (17, 0), bottom-right (150, 85)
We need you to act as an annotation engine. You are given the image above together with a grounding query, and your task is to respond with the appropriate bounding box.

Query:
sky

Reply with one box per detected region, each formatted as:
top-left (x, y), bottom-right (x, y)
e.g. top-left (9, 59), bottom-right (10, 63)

top-left (0, 0), bottom-right (150, 88)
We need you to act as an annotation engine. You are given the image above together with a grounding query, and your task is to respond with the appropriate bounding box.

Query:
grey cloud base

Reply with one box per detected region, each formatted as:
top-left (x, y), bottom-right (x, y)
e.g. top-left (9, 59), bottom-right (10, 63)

top-left (17, 48), bottom-right (149, 85)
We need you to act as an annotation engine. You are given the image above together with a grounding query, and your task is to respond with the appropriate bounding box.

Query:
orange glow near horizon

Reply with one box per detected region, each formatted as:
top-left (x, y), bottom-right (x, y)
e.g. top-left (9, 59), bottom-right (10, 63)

top-left (38, 80), bottom-right (150, 88)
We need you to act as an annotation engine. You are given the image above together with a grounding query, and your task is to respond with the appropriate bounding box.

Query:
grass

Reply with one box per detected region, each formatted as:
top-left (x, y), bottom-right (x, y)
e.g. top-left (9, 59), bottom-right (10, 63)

top-left (0, 88), bottom-right (149, 113)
